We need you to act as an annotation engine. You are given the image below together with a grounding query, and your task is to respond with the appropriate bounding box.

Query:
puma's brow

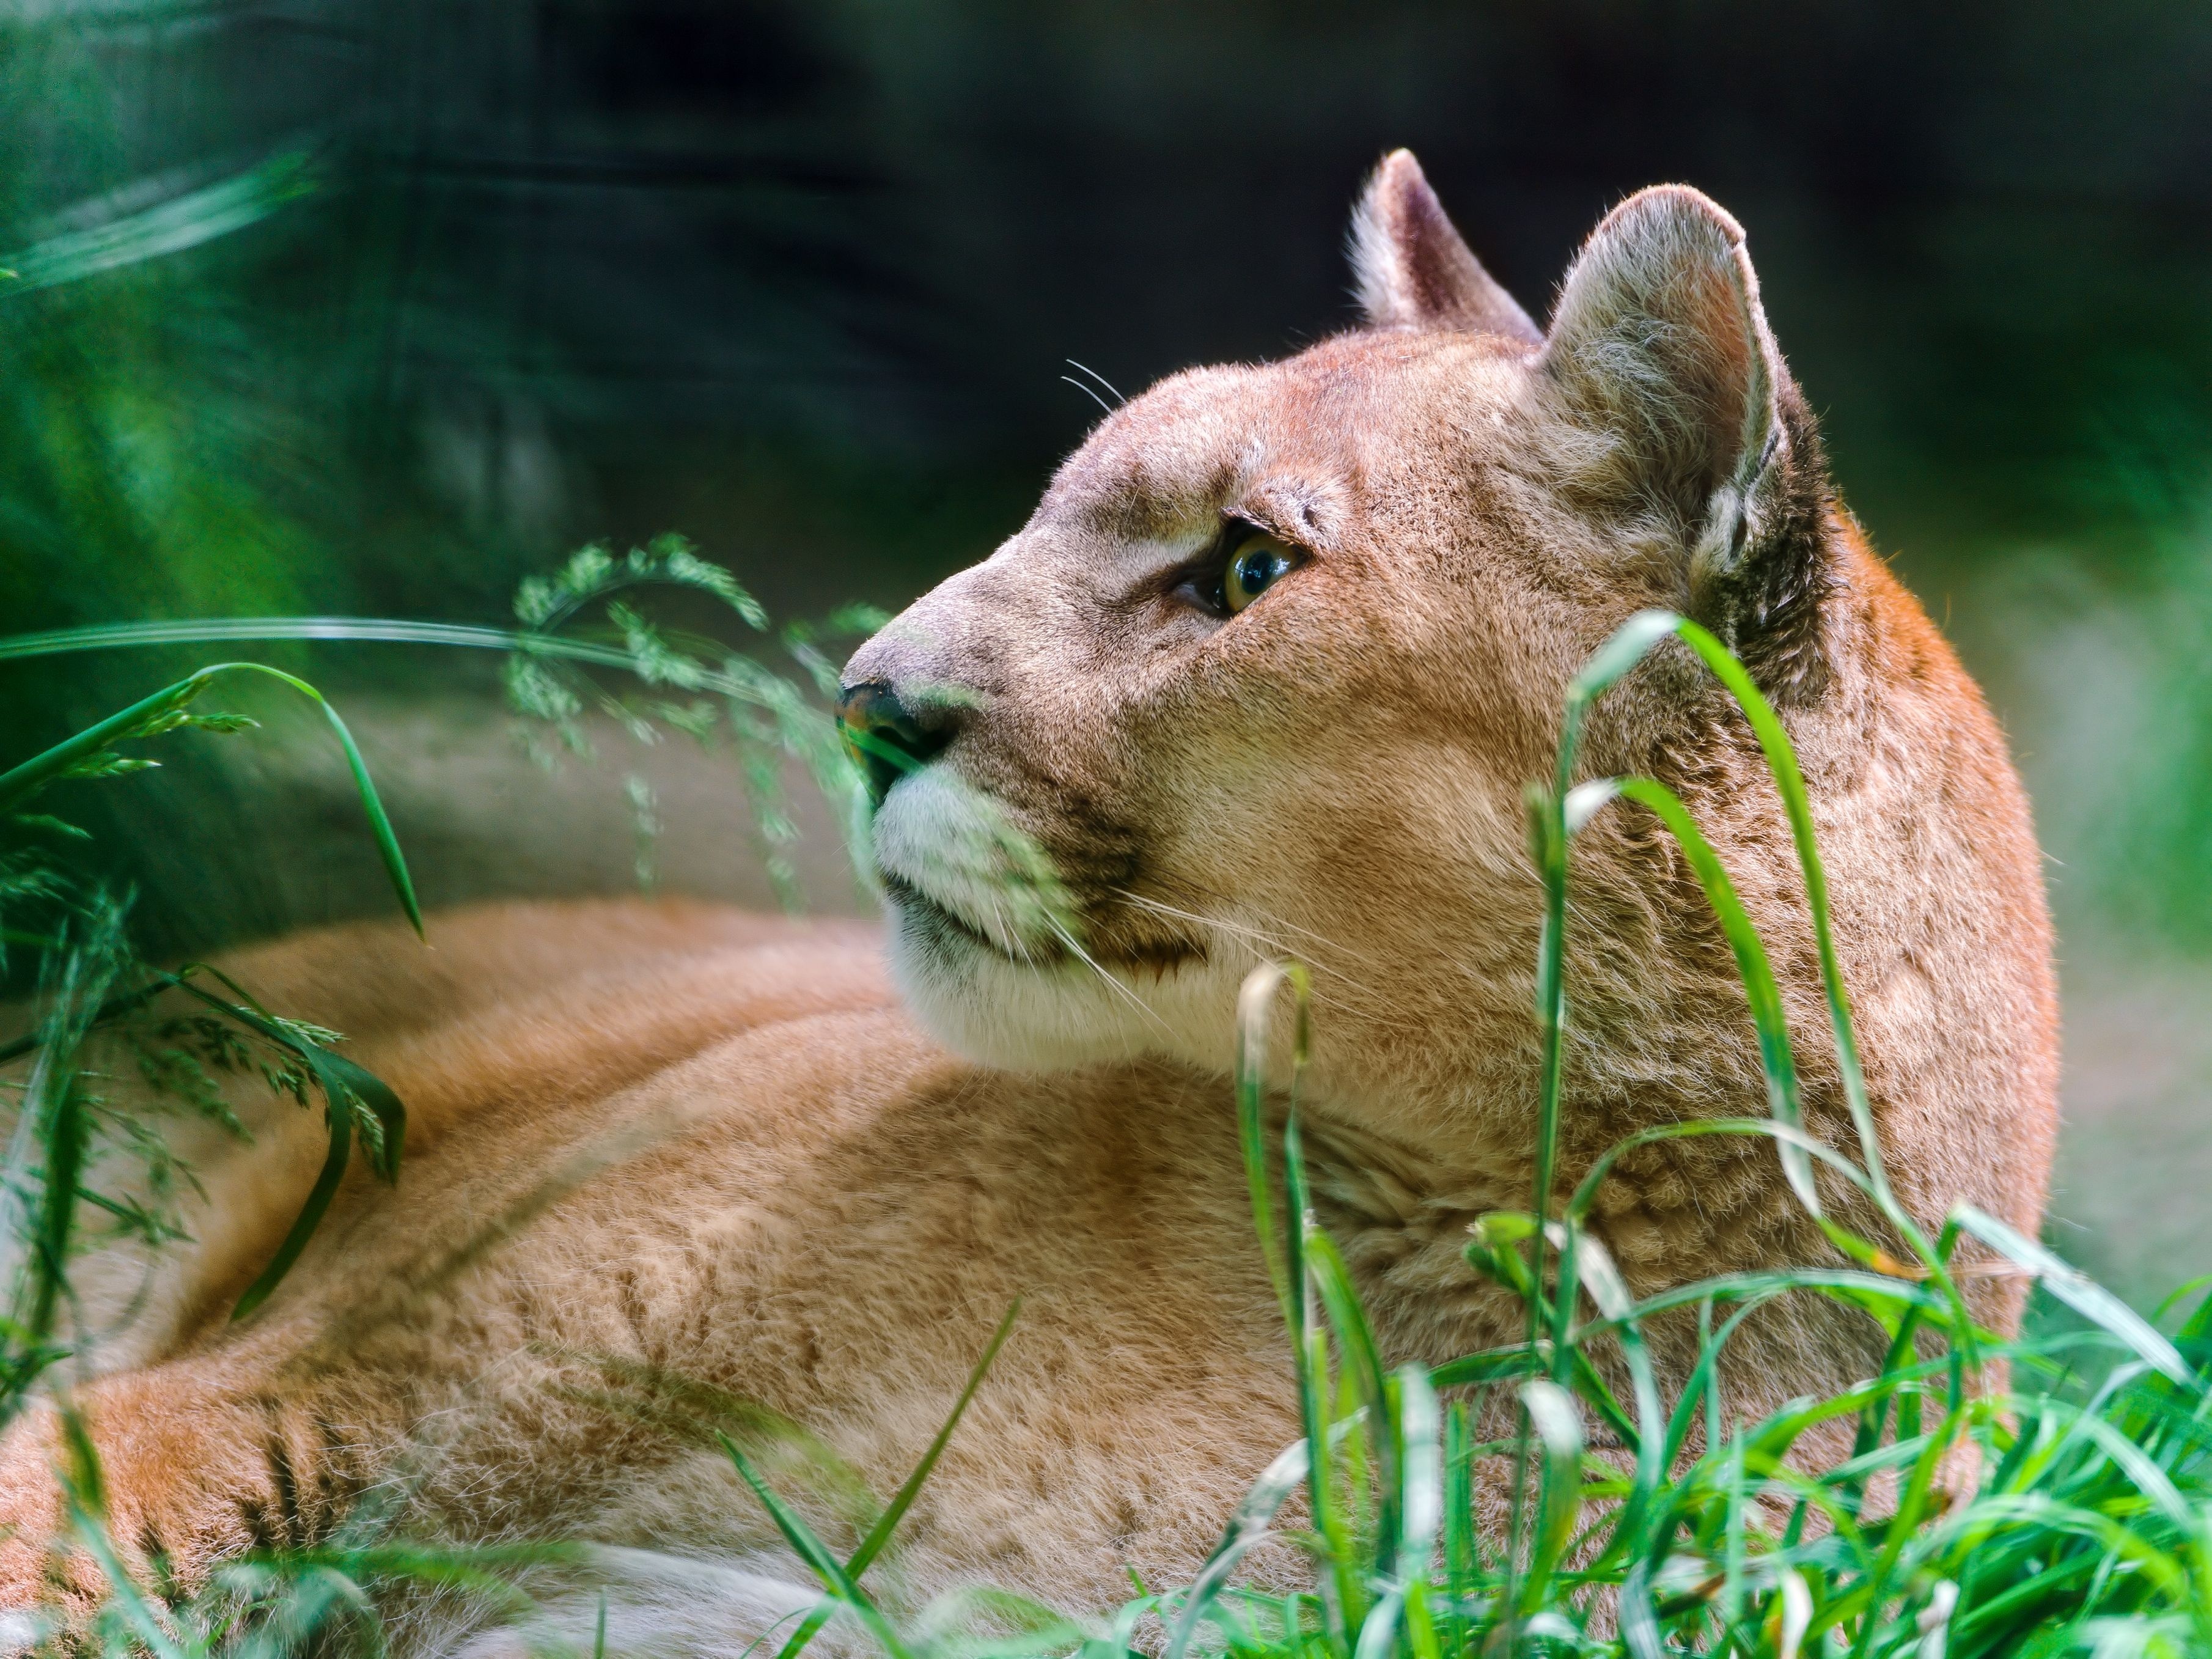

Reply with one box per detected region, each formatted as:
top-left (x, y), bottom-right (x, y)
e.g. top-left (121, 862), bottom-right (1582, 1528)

top-left (1142, 509), bottom-right (1307, 584)
top-left (1219, 501), bottom-right (1315, 548)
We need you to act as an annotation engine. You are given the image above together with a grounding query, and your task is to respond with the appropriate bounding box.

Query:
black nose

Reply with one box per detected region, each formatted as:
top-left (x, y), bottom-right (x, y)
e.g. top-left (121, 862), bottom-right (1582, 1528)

top-left (836, 681), bottom-right (957, 806)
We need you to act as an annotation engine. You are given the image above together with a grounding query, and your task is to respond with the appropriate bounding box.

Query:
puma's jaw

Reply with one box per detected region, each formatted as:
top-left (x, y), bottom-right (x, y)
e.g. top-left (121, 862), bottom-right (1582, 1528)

top-left (870, 764), bottom-right (1243, 1072)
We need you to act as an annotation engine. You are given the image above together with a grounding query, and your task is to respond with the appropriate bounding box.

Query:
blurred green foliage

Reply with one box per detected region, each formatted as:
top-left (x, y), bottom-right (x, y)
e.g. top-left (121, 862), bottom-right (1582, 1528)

top-left (1, 0), bottom-right (2210, 966)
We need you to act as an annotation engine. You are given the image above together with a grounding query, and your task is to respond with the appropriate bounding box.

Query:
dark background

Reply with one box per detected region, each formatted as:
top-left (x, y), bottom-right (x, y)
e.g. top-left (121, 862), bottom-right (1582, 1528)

top-left (5, 0), bottom-right (2212, 1290)
top-left (9, 1), bottom-right (2210, 622)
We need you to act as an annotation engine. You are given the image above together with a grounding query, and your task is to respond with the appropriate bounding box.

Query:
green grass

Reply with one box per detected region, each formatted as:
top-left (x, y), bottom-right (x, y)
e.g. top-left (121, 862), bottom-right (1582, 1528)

top-left (4, 581), bottom-right (2212, 1659)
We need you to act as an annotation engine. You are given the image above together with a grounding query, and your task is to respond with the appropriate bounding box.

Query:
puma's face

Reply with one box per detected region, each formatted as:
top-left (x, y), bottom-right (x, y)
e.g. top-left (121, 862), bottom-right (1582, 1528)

top-left (843, 334), bottom-right (1563, 1085)
top-left (841, 153), bottom-right (1835, 1111)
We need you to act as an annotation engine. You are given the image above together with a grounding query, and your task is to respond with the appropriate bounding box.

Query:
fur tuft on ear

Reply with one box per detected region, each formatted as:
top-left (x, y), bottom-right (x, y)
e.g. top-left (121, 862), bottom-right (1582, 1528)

top-left (1542, 185), bottom-right (1831, 662)
top-left (1349, 150), bottom-right (1540, 342)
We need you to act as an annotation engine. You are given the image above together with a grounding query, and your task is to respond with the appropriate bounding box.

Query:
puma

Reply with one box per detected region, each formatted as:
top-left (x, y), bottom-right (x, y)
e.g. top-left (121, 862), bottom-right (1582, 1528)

top-left (0, 153), bottom-right (2055, 1654)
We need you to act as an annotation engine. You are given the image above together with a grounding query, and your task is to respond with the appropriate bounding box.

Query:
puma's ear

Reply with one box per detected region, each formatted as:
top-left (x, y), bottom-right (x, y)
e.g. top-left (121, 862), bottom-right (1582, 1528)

top-left (1350, 150), bottom-right (1540, 342)
top-left (1541, 185), bottom-right (1823, 607)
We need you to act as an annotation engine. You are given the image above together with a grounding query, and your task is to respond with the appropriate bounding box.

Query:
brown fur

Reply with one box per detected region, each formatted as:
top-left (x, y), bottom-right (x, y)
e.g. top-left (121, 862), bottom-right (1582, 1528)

top-left (0, 154), bottom-right (2054, 1655)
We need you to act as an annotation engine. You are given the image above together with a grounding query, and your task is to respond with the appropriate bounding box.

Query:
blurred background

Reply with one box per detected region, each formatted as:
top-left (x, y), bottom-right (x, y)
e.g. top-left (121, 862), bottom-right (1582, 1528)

top-left (2, 0), bottom-right (2210, 1300)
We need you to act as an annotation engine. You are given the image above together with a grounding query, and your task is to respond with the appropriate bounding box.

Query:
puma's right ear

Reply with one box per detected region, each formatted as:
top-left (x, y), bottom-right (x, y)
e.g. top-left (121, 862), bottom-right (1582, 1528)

top-left (1350, 150), bottom-right (1540, 342)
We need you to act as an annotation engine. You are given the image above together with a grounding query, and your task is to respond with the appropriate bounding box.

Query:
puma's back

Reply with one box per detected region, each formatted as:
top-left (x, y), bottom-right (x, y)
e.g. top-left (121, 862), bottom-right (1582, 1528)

top-left (0, 154), bottom-right (2054, 1653)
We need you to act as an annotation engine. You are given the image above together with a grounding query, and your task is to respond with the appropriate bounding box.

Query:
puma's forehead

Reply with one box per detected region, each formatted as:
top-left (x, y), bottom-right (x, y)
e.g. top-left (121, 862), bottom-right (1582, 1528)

top-left (1035, 329), bottom-right (1537, 548)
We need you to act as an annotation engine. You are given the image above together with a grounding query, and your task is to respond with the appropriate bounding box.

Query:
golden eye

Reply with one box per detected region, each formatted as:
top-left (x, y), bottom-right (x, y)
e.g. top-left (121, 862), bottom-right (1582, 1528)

top-left (1222, 532), bottom-right (1296, 614)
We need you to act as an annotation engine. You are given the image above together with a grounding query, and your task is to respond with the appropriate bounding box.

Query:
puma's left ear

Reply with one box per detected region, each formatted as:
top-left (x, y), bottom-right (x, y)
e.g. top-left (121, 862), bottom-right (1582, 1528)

top-left (1542, 186), bottom-right (1828, 626)
top-left (1350, 150), bottom-right (1540, 342)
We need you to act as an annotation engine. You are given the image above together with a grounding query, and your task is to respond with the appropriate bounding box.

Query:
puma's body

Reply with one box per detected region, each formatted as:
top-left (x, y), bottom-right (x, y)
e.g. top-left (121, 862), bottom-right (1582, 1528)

top-left (0, 156), bottom-right (2055, 1653)
top-left (1, 904), bottom-right (1302, 1650)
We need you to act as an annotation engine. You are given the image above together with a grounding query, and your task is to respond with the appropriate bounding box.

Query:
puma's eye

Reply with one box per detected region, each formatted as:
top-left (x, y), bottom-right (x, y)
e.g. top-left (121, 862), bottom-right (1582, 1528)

top-left (1221, 532), bottom-right (1296, 614)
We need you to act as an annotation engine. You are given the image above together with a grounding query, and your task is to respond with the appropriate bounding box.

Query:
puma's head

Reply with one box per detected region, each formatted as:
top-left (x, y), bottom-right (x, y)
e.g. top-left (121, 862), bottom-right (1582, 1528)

top-left (840, 151), bottom-right (2048, 1186)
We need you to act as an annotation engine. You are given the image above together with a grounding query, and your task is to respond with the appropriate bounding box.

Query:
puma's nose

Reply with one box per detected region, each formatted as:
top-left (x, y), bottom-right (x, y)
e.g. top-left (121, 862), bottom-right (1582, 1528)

top-left (836, 680), bottom-right (957, 806)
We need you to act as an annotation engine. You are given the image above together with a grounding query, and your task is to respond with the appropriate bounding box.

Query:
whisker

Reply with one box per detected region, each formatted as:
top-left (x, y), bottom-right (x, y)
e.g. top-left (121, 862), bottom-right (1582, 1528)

top-left (1111, 889), bottom-right (1468, 1044)
top-left (1114, 890), bottom-right (1288, 960)
top-left (1125, 873), bottom-right (1382, 973)
top-left (1045, 914), bottom-right (1175, 1036)
top-left (1064, 358), bottom-right (1126, 405)
top-left (1212, 898), bottom-right (1381, 980)
top-left (1112, 888), bottom-right (1385, 1004)
top-left (988, 892), bottom-right (1040, 966)
top-left (1060, 376), bottom-right (1116, 419)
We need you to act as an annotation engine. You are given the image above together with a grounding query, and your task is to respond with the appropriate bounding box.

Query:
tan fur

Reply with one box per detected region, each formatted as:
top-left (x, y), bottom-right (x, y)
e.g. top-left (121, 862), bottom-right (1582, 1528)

top-left (0, 156), bottom-right (2055, 1655)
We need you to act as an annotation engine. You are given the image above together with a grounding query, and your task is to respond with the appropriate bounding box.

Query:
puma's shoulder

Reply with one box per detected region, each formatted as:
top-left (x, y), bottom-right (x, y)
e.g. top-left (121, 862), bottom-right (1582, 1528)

top-left (64, 900), bottom-right (903, 1367)
top-left (208, 897), bottom-right (883, 1043)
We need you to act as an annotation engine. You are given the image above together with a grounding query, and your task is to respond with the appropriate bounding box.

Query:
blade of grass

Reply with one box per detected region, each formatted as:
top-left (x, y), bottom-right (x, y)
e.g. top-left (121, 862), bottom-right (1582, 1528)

top-left (722, 1436), bottom-right (914, 1659)
top-left (1515, 1379), bottom-right (1584, 1616)
top-left (0, 150), bottom-right (315, 298)
top-left (1952, 1207), bottom-right (2192, 1388)
top-left (0, 619), bottom-right (839, 724)
top-left (770, 1301), bottom-right (1020, 1659)
top-left (1166, 1435), bottom-right (1314, 1659)
top-left (23, 1062), bottom-right (87, 1363)
top-left (1849, 1401), bottom-right (1965, 1659)
top-left (0, 661), bottom-right (420, 935)
top-left (1441, 1399), bottom-right (1478, 1651)
top-left (1609, 777), bottom-right (1817, 1215)
top-left (1558, 1226), bottom-right (1666, 1567)
top-left (1304, 1227), bottom-right (1401, 1572)
top-left (158, 973), bottom-right (408, 1320)
top-left (1663, 617), bottom-right (1884, 1207)
top-left (227, 1087), bottom-right (351, 1322)
top-left (1281, 1115), bottom-right (1361, 1642)
top-left (1393, 1365), bottom-right (1443, 1576)
top-left (1236, 962), bottom-right (1310, 1328)
top-left (65, 1501), bottom-right (192, 1659)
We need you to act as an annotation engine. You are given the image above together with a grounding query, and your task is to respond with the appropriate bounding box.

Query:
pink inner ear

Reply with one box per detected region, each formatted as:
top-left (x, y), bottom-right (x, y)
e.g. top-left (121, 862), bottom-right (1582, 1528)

top-left (1674, 260), bottom-right (1760, 433)
top-left (1397, 186), bottom-right (1480, 322)
top-left (1352, 150), bottom-right (1541, 343)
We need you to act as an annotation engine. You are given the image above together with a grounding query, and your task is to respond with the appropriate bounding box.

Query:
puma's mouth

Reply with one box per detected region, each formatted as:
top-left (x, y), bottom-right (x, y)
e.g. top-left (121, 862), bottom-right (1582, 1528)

top-left (869, 767), bottom-right (1210, 976)
top-left (883, 872), bottom-right (1210, 976)
top-left (879, 872), bottom-right (1067, 965)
